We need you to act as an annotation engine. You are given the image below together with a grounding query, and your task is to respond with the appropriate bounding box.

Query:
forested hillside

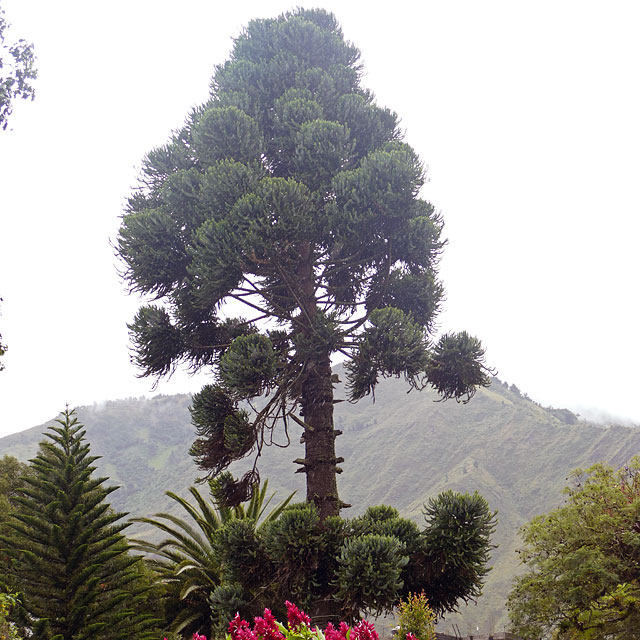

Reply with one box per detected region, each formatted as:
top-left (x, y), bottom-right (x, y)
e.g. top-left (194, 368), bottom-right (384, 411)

top-left (2, 374), bottom-right (639, 634)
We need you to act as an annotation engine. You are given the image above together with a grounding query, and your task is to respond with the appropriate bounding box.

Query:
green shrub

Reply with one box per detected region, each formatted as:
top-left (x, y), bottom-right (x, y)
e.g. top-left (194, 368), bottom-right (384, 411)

top-left (396, 592), bottom-right (436, 640)
top-left (337, 533), bottom-right (407, 617)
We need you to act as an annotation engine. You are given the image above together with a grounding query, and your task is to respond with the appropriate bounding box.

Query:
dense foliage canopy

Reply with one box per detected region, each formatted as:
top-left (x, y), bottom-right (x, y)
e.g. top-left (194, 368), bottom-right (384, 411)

top-left (0, 409), bottom-right (159, 640)
top-left (508, 458), bottom-right (640, 640)
top-left (117, 8), bottom-right (491, 520)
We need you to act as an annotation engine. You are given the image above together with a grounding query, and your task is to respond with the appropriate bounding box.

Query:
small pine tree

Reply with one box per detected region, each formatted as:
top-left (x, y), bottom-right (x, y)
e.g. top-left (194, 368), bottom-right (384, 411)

top-left (0, 408), bottom-right (158, 640)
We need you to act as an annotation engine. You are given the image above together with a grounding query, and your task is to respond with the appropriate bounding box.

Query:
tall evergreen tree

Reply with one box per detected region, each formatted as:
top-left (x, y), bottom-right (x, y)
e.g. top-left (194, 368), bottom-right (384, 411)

top-left (1, 409), bottom-right (158, 640)
top-left (117, 8), bottom-right (492, 519)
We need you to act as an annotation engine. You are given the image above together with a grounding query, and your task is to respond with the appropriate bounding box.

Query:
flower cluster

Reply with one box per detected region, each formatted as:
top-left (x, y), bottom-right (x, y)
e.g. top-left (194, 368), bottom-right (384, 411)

top-left (226, 603), bottom-right (382, 640)
top-left (169, 605), bottom-right (426, 640)
top-left (351, 621), bottom-right (379, 640)
top-left (324, 622), bottom-right (350, 640)
top-left (254, 609), bottom-right (285, 640)
top-left (284, 601), bottom-right (311, 631)
top-left (229, 614), bottom-right (258, 640)
top-left (324, 620), bottom-right (380, 640)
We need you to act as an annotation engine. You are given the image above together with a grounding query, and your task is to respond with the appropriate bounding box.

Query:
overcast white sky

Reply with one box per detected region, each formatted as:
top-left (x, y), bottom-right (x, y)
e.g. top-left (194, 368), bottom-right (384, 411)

top-left (1, 0), bottom-right (639, 438)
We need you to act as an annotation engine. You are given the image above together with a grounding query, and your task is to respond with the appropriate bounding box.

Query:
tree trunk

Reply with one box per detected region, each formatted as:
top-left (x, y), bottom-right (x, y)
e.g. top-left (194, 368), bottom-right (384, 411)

top-left (295, 242), bottom-right (342, 521)
top-left (300, 349), bottom-right (341, 520)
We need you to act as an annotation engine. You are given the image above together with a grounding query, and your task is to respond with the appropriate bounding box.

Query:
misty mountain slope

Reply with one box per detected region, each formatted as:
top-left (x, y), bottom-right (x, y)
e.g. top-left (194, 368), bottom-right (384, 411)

top-left (0, 395), bottom-right (199, 521)
top-left (332, 374), bottom-right (639, 520)
top-left (2, 377), bottom-right (639, 633)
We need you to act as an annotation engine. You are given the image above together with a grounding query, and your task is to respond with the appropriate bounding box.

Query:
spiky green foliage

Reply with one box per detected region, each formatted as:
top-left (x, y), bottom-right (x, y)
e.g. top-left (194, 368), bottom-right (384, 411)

top-left (214, 493), bottom-right (495, 623)
top-left (345, 308), bottom-right (430, 400)
top-left (220, 334), bottom-right (278, 397)
top-left (134, 482), bottom-right (494, 628)
top-left (336, 533), bottom-right (407, 617)
top-left (259, 503), bottom-right (331, 607)
top-left (116, 8), bottom-right (491, 519)
top-left (508, 459), bottom-right (640, 640)
top-left (418, 491), bottom-right (497, 613)
top-left (0, 409), bottom-right (158, 640)
top-left (133, 478), bottom-right (295, 638)
top-left (0, 456), bottom-right (31, 636)
top-left (188, 385), bottom-right (256, 483)
top-left (426, 332), bottom-right (491, 403)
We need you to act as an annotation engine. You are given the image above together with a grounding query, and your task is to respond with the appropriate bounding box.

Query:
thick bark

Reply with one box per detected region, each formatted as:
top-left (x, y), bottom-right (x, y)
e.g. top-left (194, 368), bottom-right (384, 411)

top-left (300, 350), bottom-right (341, 520)
top-left (295, 242), bottom-right (342, 521)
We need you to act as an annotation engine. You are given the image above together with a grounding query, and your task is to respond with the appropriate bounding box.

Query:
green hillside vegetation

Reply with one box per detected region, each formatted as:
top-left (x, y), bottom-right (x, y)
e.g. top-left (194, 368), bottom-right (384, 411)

top-left (508, 458), bottom-right (640, 639)
top-left (1, 375), bottom-right (639, 634)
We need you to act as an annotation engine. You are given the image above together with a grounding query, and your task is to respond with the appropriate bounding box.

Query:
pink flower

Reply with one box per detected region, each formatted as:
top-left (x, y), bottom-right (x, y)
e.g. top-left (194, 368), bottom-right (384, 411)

top-left (254, 608), bottom-right (285, 640)
top-left (236, 627), bottom-right (258, 640)
top-left (229, 613), bottom-right (256, 640)
top-left (193, 634), bottom-right (207, 640)
top-left (351, 620), bottom-right (379, 640)
top-left (262, 609), bottom-right (278, 627)
top-left (406, 634), bottom-right (419, 640)
top-left (324, 622), bottom-right (350, 640)
top-left (285, 601), bottom-right (311, 629)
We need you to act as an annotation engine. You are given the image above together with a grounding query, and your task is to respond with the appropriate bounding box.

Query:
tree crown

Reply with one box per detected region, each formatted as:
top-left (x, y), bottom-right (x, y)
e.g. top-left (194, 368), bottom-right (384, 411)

top-left (117, 8), bottom-right (492, 497)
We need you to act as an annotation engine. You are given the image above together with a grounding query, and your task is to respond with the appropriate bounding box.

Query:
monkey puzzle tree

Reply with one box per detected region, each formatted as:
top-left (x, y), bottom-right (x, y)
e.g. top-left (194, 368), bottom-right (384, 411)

top-left (117, 8), bottom-right (491, 519)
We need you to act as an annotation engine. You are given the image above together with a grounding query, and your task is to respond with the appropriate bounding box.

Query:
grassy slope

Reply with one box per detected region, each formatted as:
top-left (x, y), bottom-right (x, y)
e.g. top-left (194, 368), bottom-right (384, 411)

top-left (1, 377), bottom-right (639, 633)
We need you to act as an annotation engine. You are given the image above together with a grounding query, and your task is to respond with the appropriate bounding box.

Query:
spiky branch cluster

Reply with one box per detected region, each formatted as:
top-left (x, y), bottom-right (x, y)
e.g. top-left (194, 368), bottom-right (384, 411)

top-left (137, 483), bottom-right (496, 632)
